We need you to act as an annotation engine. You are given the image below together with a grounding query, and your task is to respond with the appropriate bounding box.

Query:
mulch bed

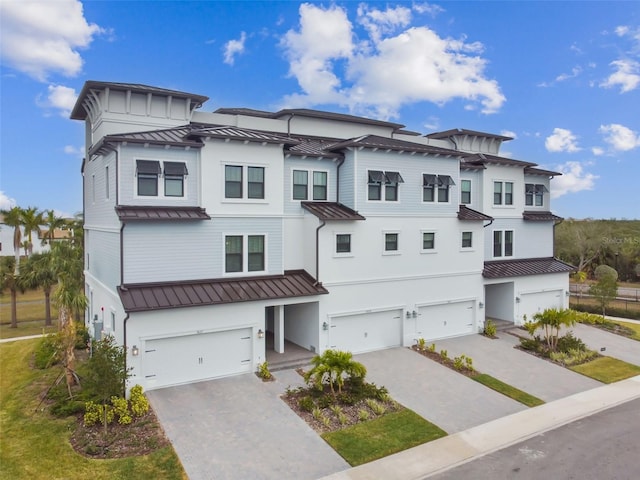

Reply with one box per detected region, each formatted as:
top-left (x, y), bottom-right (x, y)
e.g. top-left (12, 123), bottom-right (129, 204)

top-left (69, 406), bottom-right (170, 458)
top-left (410, 345), bottom-right (477, 377)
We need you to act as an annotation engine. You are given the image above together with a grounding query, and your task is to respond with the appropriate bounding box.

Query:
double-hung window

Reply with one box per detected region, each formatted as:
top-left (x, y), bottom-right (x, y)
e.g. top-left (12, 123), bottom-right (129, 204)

top-left (293, 170), bottom-right (327, 200)
top-left (336, 234), bottom-right (351, 253)
top-left (525, 183), bottom-right (547, 206)
top-left (368, 170), bottom-right (403, 201)
top-left (493, 230), bottom-right (514, 257)
top-left (164, 162), bottom-right (188, 197)
top-left (247, 167), bottom-right (265, 199)
top-left (368, 170), bottom-right (385, 200)
top-left (422, 232), bottom-right (435, 250)
top-left (461, 231), bottom-right (473, 248)
top-left (460, 180), bottom-right (471, 204)
top-left (494, 181), bottom-right (514, 205)
top-left (225, 235), bottom-right (265, 273)
top-left (384, 171), bottom-right (403, 201)
top-left (136, 160), bottom-right (161, 196)
top-left (225, 165), bottom-right (265, 200)
top-left (225, 166), bottom-right (243, 198)
top-left (423, 174), bottom-right (454, 203)
top-left (384, 233), bottom-right (398, 252)
top-left (438, 175), bottom-right (455, 202)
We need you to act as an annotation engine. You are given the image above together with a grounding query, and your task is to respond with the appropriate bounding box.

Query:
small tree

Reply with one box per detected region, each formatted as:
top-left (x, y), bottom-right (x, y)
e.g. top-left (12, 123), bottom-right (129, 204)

top-left (83, 336), bottom-right (131, 434)
top-left (19, 252), bottom-right (57, 326)
top-left (590, 276), bottom-right (618, 317)
top-left (304, 349), bottom-right (367, 396)
top-left (531, 308), bottom-right (577, 351)
top-left (0, 257), bottom-right (27, 328)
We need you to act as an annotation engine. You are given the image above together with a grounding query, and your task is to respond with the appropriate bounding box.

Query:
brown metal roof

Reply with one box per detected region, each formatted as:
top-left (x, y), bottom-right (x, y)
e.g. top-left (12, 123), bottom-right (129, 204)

top-left (301, 202), bottom-right (366, 221)
top-left (91, 126), bottom-right (203, 155)
top-left (483, 257), bottom-right (575, 279)
top-left (525, 166), bottom-right (563, 177)
top-left (286, 137), bottom-right (344, 159)
top-left (426, 128), bottom-right (513, 141)
top-left (463, 153), bottom-right (537, 168)
top-left (458, 205), bottom-right (493, 221)
top-left (189, 126), bottom-right (300, 146)
top-left (328, 135), bottom-right (463, 156)
top-left (115, 206), bottom-right (211, 222)
top-left (523, 211), bottom-right (563, 222)
top-left (71, 81), bottom-right (209, 120)
top-left (118, 270), bottom-right (328, 312)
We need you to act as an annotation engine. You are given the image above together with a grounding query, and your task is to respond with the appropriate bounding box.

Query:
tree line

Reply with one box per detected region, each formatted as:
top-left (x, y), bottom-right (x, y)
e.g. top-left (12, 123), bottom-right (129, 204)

top-left (555, 219), bottom-right (640, 282)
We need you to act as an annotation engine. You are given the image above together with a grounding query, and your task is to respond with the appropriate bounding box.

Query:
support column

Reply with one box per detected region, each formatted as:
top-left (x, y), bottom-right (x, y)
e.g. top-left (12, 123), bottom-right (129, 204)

top-left (274, 305), bottom-right (285, 354)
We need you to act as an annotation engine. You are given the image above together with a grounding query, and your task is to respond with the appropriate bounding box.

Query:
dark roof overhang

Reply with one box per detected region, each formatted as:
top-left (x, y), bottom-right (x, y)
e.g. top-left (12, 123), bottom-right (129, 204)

top-left (118, 270), bottom-right (328, 312)
top-left (458, 205), bottom-right (493, 221)
top-left (426, 128), bottom-right (513, 141)
top-left (115, 206), bottom-right (211, 222)
top-left (525, 167), bottom-right (563, 177)
top-left (328, 135), bottom-right (462, 157)
top-left (463, 153), bottom-right (537, 168)
top-left (301, 202), bottom-right (366, 221)
top-left (483, 257), bottom-right (575, 279)
top-left (189, 126), bottom-right (300, 147)
top-left (523, 211), bottom-right (563, 222)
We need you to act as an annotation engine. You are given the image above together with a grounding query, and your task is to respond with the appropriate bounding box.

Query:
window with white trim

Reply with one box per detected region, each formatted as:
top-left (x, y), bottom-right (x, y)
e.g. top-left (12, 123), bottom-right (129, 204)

top-left (136, 160), bottom-right (161, 196)
top-left (525, 183), bottom-right (547, 206)
top-left (224, 234), bottom-right (266, 274)
top-left (460, 179), bottom-right (471, 204)
top-left (422, 231), bottom-right (436, 251)
top-left (292, 169), bottom-right (328, 201)
top-left (368, 170), bottom-right (404, 201)
top-left (461, 231), bottom-right (473, 248)
top-left (384, 233), bottom-right (398, 252)
top-left (494, 230), bottom-right (514, 257)
top-left (493, 181), bottom-right (514, 205)
top-left (225, 165), bottom-right (264, 200)
top-left (336, 234), bottom-right (351, 254)
top-left (164, 161), bottom-right (188, 197)
top-left (423, 174), bottom-right (455, 203)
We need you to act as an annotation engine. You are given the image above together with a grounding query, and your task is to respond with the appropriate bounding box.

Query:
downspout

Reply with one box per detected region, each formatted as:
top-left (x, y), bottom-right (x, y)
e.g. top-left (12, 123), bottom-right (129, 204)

top-left (483, 219), bottom-right (494, 228)
top-left (287, 113), bottom-right (295, 136)
top-left (122, 312), bottom-right (130, 396)
top-left (553, 217), bottom-right (564, 258)
top-left (335, 157), bottom-right (345, 203)
top-left (314, 220), bottom-right (326, 286)
top-left (120, 222), bottom-right (126, 285)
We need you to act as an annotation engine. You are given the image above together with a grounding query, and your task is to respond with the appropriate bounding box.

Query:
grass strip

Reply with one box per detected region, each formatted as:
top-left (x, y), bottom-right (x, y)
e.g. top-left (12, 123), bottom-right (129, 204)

top-left (471, 373), bottom-right (545, 407)
top-left (321, 409), bottom-right (446, 466)
top-left (569, 356), bottom-right (640, 384)
top-left (0, 340), bottom-right (187, 480)
top-left (614, 320), bottom-right (640, 341)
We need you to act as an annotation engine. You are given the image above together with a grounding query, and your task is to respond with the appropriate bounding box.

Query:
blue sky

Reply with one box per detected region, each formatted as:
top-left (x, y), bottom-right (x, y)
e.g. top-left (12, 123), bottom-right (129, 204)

top-left (1, 0), bottom-right (639, 219)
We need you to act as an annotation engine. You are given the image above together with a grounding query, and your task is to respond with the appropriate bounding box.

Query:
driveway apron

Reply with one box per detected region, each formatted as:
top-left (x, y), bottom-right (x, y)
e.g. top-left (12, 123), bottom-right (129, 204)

top-left (571, 323), bottom-right (640, 366)
top-left (355, 347), bottom-right (525, 434)
top-left (434, 333), bottom-right (602, 402)
top-left (148, 373), bottom-right (348, 480)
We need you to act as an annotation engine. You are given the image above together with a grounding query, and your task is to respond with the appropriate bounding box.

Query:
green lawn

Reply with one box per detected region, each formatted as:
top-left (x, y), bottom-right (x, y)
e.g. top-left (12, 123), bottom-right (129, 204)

top-left (321, 409), bottom-right (447, 466)
top-left (1, 287), bottom-right (59, 339)
top-left (615, 320), bottom-right (640, 341)
top-left (471, 374), bottom-right (545, 407)
top-left (569, 356), bottom-right (640, 384)
top-left (0, 339), bottom-right (186, 480)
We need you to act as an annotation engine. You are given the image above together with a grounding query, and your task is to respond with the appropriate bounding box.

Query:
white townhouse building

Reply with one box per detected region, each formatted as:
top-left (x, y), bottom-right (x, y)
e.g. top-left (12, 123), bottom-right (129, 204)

top-left (71, 81), bottom-right (573, 391)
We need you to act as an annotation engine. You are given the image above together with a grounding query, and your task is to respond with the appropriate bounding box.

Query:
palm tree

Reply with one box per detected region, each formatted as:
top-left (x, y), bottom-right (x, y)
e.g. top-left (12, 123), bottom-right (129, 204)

top-left (1, 206), bottom-right (23, 273)
top-left (304, 349), bottom-right (367, 395)
top-left (20, 206), bottom-right (43, 256)
top-left (19, 252), bottom-right (57, 326)
top-left (0, 257), bottom-right (26, 328)
top-left (42, 210), bottom-right (66, 245)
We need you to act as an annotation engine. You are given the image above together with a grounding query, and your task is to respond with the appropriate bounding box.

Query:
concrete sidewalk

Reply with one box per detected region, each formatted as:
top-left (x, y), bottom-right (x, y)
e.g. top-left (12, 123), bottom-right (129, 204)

top-left (0, 334), bottom-right (44, 343)
top-left (319, 375), bottom-right (640, 480)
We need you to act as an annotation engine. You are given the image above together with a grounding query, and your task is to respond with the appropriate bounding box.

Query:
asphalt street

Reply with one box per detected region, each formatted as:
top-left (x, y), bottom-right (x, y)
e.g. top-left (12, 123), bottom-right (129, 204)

top-left (427, 398), bottom-right (640, 480)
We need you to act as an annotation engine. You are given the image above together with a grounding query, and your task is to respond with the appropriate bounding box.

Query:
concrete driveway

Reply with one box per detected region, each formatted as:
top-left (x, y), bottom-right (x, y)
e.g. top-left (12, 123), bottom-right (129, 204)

top-left (571, 323), bottom-right (640, 366)
top-left (148, 372), bottom-right (348, 480)
top-left (434, 332), bottom-right (602, 402)
top-left (355, 347), bottom-right (526, 433)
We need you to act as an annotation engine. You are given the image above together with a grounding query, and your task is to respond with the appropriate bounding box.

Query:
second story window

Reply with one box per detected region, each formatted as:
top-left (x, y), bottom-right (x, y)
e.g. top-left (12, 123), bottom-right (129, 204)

top-left (225, 165), bottom-right (265, 200)
top-left (525, 183), bottom-right (547, 206)
top-left (293, 170), bottom-right (328, 201)
top-left (494, 181), bottom-right (514, 205)
top-left (460, 180), bottom-right (471, 204)
top-left (423, 174), bottom-right (454, 203)
top-left (438, 175), bottom-right (455, 202)
top-left (225, 235), bottom-right (243, 273)
top-left (225, 234), bottom-right (266, 274)
top-left (248, 167), bottom-right (265, 199)
top-left (225, 165), bottom-right (243, 198)
top-left (313, 172), bottom-right (327, 200)
top-left (368, 170), bottom-right (385, 200)
top-left (293, 170), bottom-right (308, 200)
top-left (136, 160), bottom-right (161, 196)
top-left (368, 170), bottom-right (403, 201)
top-left (384, 171), bottom-right (403, 202)
top-left (493, 230), bottom-right (514, 257)
top-left (164, 162), bottom-right (188, 197)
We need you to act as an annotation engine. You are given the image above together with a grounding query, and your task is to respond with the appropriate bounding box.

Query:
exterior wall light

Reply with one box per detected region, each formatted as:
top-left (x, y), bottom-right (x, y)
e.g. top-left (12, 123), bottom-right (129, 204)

top-left (515, 297), bottom-right (521, 303)
top-left (406, 311), bottom-right (411, 318)
top-left (257, 329), bottom-right (265, 339)
top-left (479, 302), bottom-right (484, 309)
top-left (131, 345), bottom-right (139, 356)
top-left (565, 291), bottom-right (570, 297)
top-left (412, 310), bottom-right (417, 318)
top-left (322, 321), bottom-right (329, 331)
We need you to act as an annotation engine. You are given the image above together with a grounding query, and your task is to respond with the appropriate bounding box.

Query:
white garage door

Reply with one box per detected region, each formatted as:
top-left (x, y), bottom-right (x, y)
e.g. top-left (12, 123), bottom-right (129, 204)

top-left (417, 301), bottom-right (474, 340)
top-left (520, 290), bottom-right (563, 317)
top-left (329, 309), bottom-right (403, 354)
top-left (142, 328), bottom-right (253, 390)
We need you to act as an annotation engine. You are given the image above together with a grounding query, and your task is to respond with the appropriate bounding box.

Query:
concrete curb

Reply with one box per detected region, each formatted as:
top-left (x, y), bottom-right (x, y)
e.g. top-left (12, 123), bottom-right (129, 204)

top-left (0, 334), bottom-right (44, 344)
top-left (318, 376), bottom-right (640, 480)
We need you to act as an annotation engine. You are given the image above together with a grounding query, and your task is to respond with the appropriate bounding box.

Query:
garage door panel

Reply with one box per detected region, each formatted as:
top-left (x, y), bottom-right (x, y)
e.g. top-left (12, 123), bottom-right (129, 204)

top-left (330, 309), bottom-right (402, 354)
top-left (520, 290), bottom-right (563, 317)
top-left (417, 301), bottom-right (474, 340)
top-left (143, 328), bottom-right (252, 390)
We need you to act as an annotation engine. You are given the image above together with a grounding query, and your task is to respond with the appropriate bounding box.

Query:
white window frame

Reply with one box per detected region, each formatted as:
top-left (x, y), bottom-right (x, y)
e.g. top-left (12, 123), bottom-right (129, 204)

top-left (334, 232), bottom-right (353, 258)
top-left (382, 230), bottom-right (401, 256)
top-left (222, 163), bottom-right (268, 203)
top-left (222, 233), bottom-right (268, 276)
top-left (422, 174), bottom-right (453, 204)
top-left (525, 183), bottom-right (546, 207)
top-left (492, 229), bottom-right (514, 258)
top-left (134, 158), bottom-right (189, 199)
top-left (291, 168), bottom-right (329, 201)
top-left (493, 180), bottom-right (514, 207)
top-left (420, 230), bottom-right (437, 254)
top-left (367, 170), bottom-right (403, 203)
top-left (461, 231), bottom-right (474, 251)
top-left (460, 179), bottom-right (471, 205)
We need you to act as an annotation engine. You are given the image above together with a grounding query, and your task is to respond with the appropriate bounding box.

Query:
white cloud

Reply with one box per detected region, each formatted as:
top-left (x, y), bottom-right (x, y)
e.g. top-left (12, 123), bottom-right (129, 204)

top-left (0, 191), bottom-right (17, 210)
top-left (551, 161), bottom-right (598, 199)
top-left (223, 31), bottom-right (247, 66)
top-left (591, 146), bottom-right (605, 156)
top-left (599, 123), bottom-right (640, 151)
top-left (423, 116), bottom-right (440, 131)
top-left (500, 130), bottom-right (517, 139)
top-left (0, 0), bottom-right (103, 81)
top-left (64, 145), bottom-right (84, 158)
top-left (38, 84), bottom-right (78, 117)
top-left (600, 59), bottom-right (640, 93)
top-left (545, 128), bottom-right (581, 153)
top-left (412, 2), bottom-right (445, 17)
top-left (280, 3), bottom-right (505, 119)
top-left (555, 66), bottom-right (582, 82)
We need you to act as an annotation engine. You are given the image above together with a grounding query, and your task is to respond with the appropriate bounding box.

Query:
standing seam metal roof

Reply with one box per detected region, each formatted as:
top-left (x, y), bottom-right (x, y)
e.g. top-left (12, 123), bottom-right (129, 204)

top-left (301, 202), bottom-right (366, 221)
top-left (483, 257), bottom-right (575, 278)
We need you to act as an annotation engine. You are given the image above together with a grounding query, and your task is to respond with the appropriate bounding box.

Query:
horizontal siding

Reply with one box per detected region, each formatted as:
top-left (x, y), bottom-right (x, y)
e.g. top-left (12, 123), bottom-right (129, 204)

top-left (87, 230), bottom-right (120, 289)
top-left (354, 149), bottom-right (460, 216)
top-left (123, 217), bottom-right (283, 284)
top-left (339, 154), bottom-right (355, 209)
top-left (84, 151), bottom-right (120, 229)
top-left (484, 218), bottom-right (554, 260)
top-left (283, 157), bottom-right (337, 215)
top-left (118, 144), bottom-right (200, 206)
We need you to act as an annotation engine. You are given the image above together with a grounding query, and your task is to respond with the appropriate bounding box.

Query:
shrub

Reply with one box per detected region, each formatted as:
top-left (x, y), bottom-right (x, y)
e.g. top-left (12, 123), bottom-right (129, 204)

top-left (129, 384), bottom-right (149, 417)
top-left (337, 412), bottom-right (348, 425)
top-left (440, 349), bottom-right (448, 360)
top-left (304, 349), bottom-right (367, 396)
top-left (75, 323), bottom-right (90, 350)
top-left (111, 396), bottom-right (132, 425)
top-left (550, 348), bottom-right (598, 366)
top-left (312, 407), bottom-right (324, 422)
top-left (257, 361), bottom-right (273, 380)
top-left (83, 401), bottom-right (114, 426)
top-left (358, 409), bottom-right (370, 421)
top-left (453, 356), bottom-right (465, 371)
top-left (464, 355), bottom-right (474, 371)
top-left (298, 396), bottom-right (315, 413)
top-left (571, 303), bottom-right (640, 320)
top-left (556, 332), bottom-right (587, 353)
top-left (317, 394), bottom-right (335, 409)
top-left (365, 398), bottom-right (386, 416)
top-left (34, 333), bottom-right (62, 369)
top-left (50, 400), bottom-right (85, 417)
top-left (416, 338), bottom-right (427, 351)
top-left (484, 320), bottom-right (497, 337)
top-left (428, 343), bottom-right (436, 353)
top-left (519, 336), bottom-right (542, 352)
